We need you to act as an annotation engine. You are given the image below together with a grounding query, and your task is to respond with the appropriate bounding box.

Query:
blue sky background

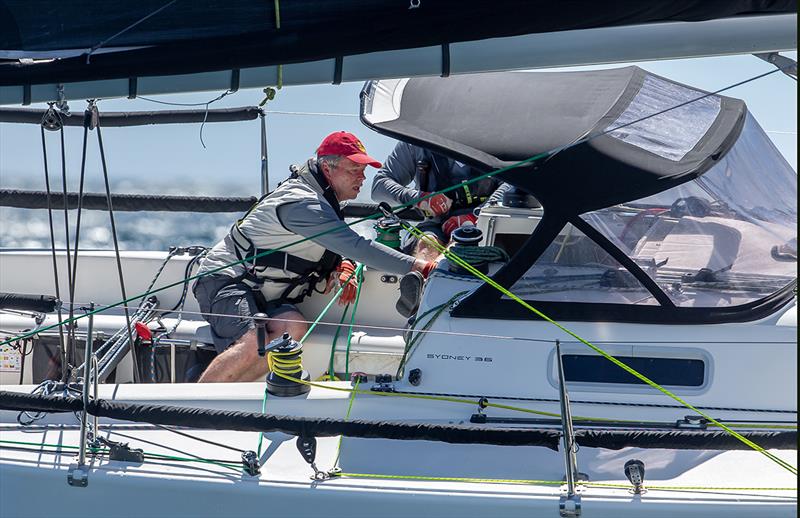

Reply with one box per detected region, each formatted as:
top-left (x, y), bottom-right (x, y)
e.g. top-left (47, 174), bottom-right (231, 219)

top-left (0, 53), bottom-right (796, 203)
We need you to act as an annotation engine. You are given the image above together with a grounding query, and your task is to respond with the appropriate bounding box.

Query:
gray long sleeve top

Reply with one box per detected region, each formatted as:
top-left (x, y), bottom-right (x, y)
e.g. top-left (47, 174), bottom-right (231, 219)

top-left (277, 199), bottom-right (414, 275)
top-left (371, 141), bottom-right (512, 216)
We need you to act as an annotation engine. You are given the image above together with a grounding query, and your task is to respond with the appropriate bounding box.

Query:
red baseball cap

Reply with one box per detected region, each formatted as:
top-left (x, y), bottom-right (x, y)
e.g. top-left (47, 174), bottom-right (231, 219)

top-left (316, 131), bottom-right (382, 168)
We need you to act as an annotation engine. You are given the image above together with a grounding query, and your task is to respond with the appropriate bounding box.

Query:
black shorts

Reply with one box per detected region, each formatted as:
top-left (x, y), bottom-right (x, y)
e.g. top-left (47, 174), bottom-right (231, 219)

top-left (193, 275), bottom-right (298, 354)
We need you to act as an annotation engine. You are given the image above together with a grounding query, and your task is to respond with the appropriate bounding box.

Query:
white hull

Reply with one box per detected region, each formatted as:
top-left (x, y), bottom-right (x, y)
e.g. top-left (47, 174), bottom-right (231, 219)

top-left (1, 383), bottom-right (796, 517)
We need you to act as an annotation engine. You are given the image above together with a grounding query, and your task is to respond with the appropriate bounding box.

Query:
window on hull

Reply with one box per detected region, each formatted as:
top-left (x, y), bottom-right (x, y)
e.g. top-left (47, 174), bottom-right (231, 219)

top-left (563, 354), bottom-right (705, 387)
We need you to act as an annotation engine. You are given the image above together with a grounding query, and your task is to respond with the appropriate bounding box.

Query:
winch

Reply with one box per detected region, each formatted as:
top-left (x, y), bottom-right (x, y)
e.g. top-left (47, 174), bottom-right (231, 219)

top-left (374, 214), bottom-right (403, 249)
top-left (254, 314), bottom-right (311, 397)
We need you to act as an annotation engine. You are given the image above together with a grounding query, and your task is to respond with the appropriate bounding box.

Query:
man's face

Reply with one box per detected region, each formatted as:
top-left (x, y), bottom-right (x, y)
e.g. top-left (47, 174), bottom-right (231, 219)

top-left (323, 158), bottom-right (367, 201)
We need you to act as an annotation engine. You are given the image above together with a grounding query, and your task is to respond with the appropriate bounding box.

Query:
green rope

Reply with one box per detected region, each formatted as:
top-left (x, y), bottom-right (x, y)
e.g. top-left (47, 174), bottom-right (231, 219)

top-left (332, 376), bottom-right (360, 469)
top-left (0, 439), bottom-right (241, 472)
top-left (449, 245), bottom-right (509, 265)
top-left (256, 384), bottom-right (269, 458)
top-left (396, 291), bottom-right (468, 378)
top-left (325, 303), bottom-right (351, 381)
top-left (273, 0), bottom-right (281, 29)
top-left (401, 222), bottom-right (799, 476)
top-left (257, 266), bottom-right (360, 455)
top-left (343, 265), bottom-right (365, 378)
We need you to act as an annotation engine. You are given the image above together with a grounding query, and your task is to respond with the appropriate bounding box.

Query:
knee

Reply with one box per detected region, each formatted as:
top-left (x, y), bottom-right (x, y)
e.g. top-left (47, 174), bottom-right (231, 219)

top-left (269, 312), bottom-right (307, 342)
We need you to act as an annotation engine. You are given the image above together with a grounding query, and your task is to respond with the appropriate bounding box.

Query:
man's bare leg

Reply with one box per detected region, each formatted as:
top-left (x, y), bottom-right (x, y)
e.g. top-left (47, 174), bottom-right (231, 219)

top-left (199, 311), bottom-right (308, 383)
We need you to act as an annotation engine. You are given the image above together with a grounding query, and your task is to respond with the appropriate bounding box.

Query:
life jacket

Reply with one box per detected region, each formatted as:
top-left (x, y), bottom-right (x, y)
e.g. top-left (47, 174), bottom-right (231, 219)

top-left (416, 150), bottom-right (500, 210)
top-left (227, 159), bottom-right (342, 305)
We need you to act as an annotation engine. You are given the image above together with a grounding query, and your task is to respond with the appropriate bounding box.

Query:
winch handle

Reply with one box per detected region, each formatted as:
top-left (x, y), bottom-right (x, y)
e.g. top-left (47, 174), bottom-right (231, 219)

top-left (254, 313), bottom-right (268, 356)
top-left (377, 202), bottom-right (395, 218)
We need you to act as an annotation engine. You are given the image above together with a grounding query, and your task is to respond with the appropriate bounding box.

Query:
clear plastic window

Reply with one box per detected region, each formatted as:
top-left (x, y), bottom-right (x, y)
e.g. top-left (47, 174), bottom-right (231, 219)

top-left (607, 75), bottom-right (721, 161)
top-left (508, 223), bottom-right (658, 305)
top-left (584, 113), bottom-right (796, 308)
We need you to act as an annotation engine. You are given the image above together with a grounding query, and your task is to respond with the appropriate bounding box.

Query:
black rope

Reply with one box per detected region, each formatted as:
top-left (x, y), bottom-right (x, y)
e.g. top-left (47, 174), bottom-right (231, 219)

top-left (260, 111), bottom-right (268, 196)
top-left (40, 118), bottom-right (68, 379)
top-left (59, 121), bottom-right (76, 382)
top-left (66, 107), bottom-right (93, 377)
top-left (128, 77), bottom-right (138, 99)
top-left (440, 43), bottom-right (450, 78)
top-left (151, 423), bottom-right (246, 454)
top-left (95, 110), bottom-right (141, 383)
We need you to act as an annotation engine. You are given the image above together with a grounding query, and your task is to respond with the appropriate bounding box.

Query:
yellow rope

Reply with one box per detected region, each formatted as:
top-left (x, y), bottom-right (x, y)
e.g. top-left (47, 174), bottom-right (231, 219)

top-left (271, 371), bottom-right (797, 430)
top-left (273, 0), bottom-right (281, 29)
top-left (334, 472), bottom-right (796, 493)
top-left (268, 349), bottom-right (303, 375)
top-left (401, 224), bottom-right (798, 475)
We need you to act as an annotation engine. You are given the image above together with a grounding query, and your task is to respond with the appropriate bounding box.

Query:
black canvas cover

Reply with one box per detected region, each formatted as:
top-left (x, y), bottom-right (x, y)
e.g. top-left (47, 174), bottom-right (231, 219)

top-left (361, 67), bottom-right (746, 214)
top-left (0, 1), bottom-right (794, 86)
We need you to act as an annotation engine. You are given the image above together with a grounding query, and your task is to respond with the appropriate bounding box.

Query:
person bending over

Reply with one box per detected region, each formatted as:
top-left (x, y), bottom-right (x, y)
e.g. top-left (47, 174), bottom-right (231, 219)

top-left (193, 132), bottom-right (434, 382)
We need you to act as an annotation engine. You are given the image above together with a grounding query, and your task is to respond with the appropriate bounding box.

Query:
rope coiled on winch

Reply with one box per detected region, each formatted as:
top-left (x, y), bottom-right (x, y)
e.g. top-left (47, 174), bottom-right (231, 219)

top-left (449, 245), bottom-right (508, 266)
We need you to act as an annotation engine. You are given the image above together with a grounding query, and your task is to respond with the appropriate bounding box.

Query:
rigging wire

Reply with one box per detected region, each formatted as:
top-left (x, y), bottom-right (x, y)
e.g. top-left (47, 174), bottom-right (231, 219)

top-left (84, 0), bottom-right (179, 64)
top-left (95, 106), bottom-right (141, 383)
top-left (39, 109), bottom-right (68, 377)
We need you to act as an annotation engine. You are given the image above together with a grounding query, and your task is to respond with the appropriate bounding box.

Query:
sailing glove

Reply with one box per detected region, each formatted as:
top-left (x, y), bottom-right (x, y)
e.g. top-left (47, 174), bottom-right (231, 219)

top-left (416, 192), bottom-right (452, 217)
top-left (336, 260), bottom-right (359, 305)
top-left (442, 213), bottom-right (477, 239)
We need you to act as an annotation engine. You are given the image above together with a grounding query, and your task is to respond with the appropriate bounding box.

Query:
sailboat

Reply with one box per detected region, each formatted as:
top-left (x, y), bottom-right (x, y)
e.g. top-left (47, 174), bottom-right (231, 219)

top-left (0, 3), bottom-right (796, 516)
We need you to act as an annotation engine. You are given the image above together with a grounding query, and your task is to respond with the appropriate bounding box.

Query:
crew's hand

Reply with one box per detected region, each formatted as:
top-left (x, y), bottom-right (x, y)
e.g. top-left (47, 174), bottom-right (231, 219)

top-left (442, 213), bottom-right (477, 239)
top-left (415, 192), bottom-right (452, 217)
top-left (413, 259), bottom-right (437, 278)
top-left (336, 260), bottom-right (359, 305)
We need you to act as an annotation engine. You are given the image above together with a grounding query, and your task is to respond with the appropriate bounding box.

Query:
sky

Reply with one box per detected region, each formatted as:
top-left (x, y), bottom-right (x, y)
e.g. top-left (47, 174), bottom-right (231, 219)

top-left (0, 52), bottom-right (796, 203)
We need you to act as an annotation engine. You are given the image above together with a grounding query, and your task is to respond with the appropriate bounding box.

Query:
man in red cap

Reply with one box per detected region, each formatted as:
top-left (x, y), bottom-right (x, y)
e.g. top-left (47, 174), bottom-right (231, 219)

top-left (192, 131), bottom-right (434, 382)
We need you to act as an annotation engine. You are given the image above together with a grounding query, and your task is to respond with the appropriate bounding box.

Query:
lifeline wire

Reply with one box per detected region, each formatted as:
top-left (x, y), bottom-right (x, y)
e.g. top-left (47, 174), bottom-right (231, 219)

top-left (2, 63), bottom-right (790, 350)
top-left (47, 301), bottom-right (800, 346)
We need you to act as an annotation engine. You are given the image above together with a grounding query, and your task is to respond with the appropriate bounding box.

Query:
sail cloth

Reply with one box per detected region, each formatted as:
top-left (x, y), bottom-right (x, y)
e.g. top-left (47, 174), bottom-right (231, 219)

top-left (0, 1), bottom-right (795, 87)
top-left (360, 67), bottom-right (746, 214)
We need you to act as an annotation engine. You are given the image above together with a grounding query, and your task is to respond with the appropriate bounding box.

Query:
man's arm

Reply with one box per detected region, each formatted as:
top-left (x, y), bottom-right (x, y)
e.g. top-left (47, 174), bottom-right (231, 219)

top-left (371, 141), bottom-right (423, 205)
top-left (481, 182), bottom-right (514, 209)
top-left (278, 199), bottom-right (415, 275)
